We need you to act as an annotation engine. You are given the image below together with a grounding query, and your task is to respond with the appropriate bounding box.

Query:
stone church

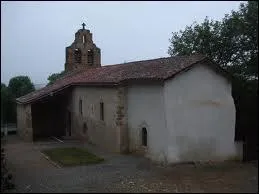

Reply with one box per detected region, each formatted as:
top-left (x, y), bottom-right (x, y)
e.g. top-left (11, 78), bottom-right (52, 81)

top-left (16, 24), bottom-right (242, 164)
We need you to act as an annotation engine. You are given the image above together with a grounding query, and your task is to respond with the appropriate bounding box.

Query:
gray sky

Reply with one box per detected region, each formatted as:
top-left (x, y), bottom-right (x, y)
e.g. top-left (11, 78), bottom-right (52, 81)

top-left (1, 1), bottom-right (243, 85)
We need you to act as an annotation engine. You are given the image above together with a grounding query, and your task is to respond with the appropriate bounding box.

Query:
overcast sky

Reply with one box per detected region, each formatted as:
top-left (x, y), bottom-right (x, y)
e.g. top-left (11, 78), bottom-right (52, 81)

top-left (1, 1), bottom-right (243, 85)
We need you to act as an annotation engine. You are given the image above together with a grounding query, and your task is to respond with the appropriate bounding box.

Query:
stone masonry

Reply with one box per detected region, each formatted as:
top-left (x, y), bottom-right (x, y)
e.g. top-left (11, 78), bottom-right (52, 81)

top-left (17, 104), bottom-right (33, 141)
top-left (64, 25), bottom-right (101, 71)
top-left (116, 86), bottom-right (129, 153)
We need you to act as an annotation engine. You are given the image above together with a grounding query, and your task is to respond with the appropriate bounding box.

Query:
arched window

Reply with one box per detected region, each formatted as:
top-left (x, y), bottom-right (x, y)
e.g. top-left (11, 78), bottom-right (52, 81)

top-left (87, 49), bottom-right (94, 65)
top-left (82, 35), bottom-right (87, 44)
top-left (74, 49), bottom-right (82, 63)
top-left (100, 102), bottom-right (104, 121)
top-left (142, 127), bottom-right (147, 146)
top-left (79, 99), bottom-right (83, 115)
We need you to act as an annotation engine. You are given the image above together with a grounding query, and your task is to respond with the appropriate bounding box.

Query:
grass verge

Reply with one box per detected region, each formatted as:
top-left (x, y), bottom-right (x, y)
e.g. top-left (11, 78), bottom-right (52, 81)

top-left (42, 147), bottom-right (104, 167)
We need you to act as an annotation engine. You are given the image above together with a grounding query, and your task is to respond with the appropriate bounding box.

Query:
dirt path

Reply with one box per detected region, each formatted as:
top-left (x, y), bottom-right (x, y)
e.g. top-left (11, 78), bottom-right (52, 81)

top-left (3, 135), bottom-right (258, 193)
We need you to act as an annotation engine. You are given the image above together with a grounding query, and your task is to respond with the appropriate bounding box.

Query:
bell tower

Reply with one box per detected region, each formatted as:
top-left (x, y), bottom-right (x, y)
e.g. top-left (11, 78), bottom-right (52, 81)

top-left (64, 23), bottom-right (101, 71)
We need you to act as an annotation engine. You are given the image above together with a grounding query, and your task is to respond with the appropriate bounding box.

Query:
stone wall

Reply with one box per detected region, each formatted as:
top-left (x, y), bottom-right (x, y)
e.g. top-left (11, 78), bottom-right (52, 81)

top-left (64, 28), bottom-right (101, 71)
top-left (70, 86), bottom-right (121, 152)
top-left (17, 104), bottom-right (33, 141)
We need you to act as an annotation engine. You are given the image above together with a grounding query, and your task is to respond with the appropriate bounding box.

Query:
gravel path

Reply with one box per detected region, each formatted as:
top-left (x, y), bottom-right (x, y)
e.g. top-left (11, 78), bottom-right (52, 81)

top-left (3, 135), bottom-right (258, 193)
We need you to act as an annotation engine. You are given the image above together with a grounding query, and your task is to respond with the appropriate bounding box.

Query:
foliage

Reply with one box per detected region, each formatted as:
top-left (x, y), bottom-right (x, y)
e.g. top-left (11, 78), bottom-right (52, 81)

top-left (1, 84), bottom-right (8, 121)
top-left (47, 70), bottom-right (66, 85)
top-left (1, 148), bottom-right (15, 192)
top-left (1, 84), bottom-right (13, 124)
top-left (8, 76), bottom-right (35, 98)
top-left (1, 76), bottom-right (35, 124)
top-left (168, 1), bottom-right (258, 150)
top-left (168, 1), bottom-right (258, 80)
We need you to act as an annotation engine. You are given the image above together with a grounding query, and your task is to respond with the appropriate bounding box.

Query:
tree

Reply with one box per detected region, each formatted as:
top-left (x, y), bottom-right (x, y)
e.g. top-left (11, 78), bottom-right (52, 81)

top-left (1, 83), bottom-right (16, 124)
top-left (1, 84), bottom-right (10, 124)
top-left (47, 70), bottom-right (66, 85)
top-left (168, 1), bottom-right (258, 80)
top-left (8, 76), bottom-right (35, 98)
top-left (220, 1), bottom-right (258, 79)
top-left (5, 76), bottom-right (35, 124)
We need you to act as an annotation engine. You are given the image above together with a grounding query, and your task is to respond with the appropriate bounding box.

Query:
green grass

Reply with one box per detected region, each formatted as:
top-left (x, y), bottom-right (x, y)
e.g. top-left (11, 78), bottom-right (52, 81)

top-left (42, 147), bottom-right (104, 167)
top-left (225, 155), bottom-right (242, 162)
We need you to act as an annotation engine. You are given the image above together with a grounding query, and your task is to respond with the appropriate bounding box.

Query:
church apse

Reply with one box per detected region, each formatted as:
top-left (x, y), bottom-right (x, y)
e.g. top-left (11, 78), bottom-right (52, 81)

top-left (65, 23), bottom-right (101, 71)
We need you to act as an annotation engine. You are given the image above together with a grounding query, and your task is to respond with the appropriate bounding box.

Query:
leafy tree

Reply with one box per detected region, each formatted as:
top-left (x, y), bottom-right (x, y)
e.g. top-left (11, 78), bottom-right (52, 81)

top-left (168, 1), bottom-right (258, 80)
top-left (4, 76), bottom-right (35, 124)
top-left (1, 83), bottom-right (15, 124)
top-left (8, 76), bottom-right (35, 98)
top-left (47, 70), bottom-right (66, 85)
top-left (1, 84), bottom-right (9, 124)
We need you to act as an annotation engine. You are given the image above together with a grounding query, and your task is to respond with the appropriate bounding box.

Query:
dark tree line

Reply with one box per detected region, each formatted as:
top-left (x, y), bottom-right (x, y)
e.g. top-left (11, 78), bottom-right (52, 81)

top-left (1, 70), bottom-right (67, 124)
top-left (1, 76), bottom-right (35, 124)
top-left (47, 70), bottom-right (66, 86)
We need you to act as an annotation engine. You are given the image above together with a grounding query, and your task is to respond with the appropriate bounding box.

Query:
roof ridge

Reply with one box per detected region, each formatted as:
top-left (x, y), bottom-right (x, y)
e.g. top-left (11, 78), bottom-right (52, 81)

top-left (16, 69), bottom-right (83, 101)
top-left (100, 56), bottom-right (172, 68)
top-left (53, 68), bottom-right (85, 82)
top-left (16, 54), bottom-right (209, 104)
top-left (100, 54), bottom-right (206, 69)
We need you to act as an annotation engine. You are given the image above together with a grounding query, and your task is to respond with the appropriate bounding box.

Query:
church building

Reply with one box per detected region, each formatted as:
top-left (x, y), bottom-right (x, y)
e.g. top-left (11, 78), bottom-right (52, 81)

top-left (16, 24), bottom-right (242, 164)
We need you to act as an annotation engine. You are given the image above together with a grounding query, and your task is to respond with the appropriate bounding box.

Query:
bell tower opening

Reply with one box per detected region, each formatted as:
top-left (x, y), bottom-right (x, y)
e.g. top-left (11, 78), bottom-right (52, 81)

top-left (64, 23), bottom-right (101, 72)
top-left (87, 49), bottom-right (94, 65)
top-left (74, 49), bottom-right (82, 63)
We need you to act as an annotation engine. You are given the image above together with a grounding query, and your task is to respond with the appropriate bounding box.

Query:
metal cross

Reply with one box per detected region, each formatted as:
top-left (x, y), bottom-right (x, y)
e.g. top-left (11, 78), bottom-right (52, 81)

top-left (82, 23), bottom-right (86, 29)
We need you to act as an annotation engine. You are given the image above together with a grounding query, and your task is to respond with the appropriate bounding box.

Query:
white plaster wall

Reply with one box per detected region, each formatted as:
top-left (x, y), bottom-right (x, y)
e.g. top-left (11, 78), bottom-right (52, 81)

top-left (127, 84), bottom-right (168, 162)
top-left (71, 86), bottom-right (120, 152)
top-left (164, 64), bottom-right (239, 163)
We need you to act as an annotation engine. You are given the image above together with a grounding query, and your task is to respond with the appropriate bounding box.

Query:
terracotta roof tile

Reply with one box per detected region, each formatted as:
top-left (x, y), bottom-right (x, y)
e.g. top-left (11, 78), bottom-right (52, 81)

top-left (16, 54), bottom-right (208, 104)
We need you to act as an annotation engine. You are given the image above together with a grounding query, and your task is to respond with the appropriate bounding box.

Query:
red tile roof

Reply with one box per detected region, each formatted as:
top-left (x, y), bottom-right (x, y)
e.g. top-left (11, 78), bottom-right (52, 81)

top-left (16, 54), bottom-right (216, 104)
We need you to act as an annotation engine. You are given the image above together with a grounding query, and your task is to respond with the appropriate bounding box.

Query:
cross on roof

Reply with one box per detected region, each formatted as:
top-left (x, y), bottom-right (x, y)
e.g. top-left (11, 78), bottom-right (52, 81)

top-left (82, 23), bottom-right (86, 29)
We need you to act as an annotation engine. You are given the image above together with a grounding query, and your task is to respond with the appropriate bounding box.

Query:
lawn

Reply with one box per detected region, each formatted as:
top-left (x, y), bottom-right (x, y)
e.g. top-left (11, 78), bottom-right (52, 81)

top-left (42, 147), bottom-right (104, 167)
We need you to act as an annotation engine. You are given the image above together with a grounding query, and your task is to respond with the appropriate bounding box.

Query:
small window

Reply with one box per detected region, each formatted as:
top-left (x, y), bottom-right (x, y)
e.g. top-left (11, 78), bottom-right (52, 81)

top-left (142, 127), bottom-right (147, 146)
top-left (87, 49), bottom-right (94, 64)
top-left (79, 99), bottom-right (83, 115)
top-left (74, 49), bottom-right (82, 63)
top-left (100, 102), bottom-right (104, 121)
top-left (82, 35), bottom-right (85, 43)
